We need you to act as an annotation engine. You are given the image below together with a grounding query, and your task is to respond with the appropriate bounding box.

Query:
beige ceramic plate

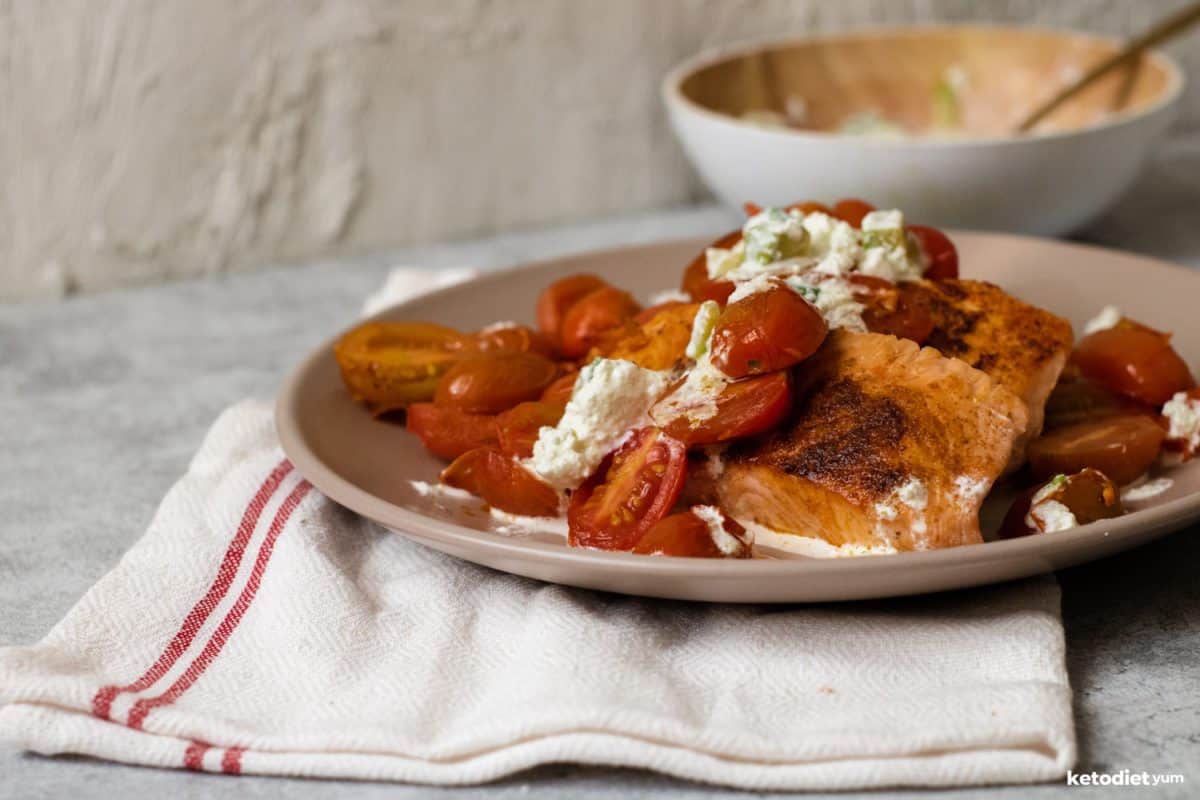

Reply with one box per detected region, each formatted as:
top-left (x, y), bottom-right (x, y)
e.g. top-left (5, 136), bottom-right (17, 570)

top-left (277, 233), bottom-right (1200, 603)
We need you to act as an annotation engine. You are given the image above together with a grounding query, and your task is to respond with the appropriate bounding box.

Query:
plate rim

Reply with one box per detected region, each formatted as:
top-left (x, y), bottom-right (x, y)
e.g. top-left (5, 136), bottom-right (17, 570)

top-left (276, 231), bottom-right (1200, 585)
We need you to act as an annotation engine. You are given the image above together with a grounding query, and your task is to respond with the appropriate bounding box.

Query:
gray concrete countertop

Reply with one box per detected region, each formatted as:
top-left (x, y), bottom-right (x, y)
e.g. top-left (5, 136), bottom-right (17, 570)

top-left (3, 140), bottom-right (1200, 798)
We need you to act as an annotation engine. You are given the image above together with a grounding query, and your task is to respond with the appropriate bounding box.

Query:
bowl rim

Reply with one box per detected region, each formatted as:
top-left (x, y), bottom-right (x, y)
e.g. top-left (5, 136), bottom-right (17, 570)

top-left (662, 23), bottom-right (1186, 149)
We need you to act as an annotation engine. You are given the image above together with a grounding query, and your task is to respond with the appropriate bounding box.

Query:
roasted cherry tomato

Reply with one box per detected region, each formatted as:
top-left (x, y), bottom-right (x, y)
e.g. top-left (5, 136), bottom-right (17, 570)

top-left (567, 428), bottom-right (687, 550)
top-left (406, 403), bottom-right (499, 461)
top-left (907, 224), bottom-right (959, 280)
top-left (1027, 414), bottom-right (1166, 485)
top-left (496, 400), bottom-right (565, 458)
top-left (849, 274), bottom-right (935, 344)
top-left (434, 352), bottom-right (558, 414)
top-left (536, 274), bottom-right (607, 342)
top-left (1000, 468), bottom-right (1123, 539)
top-left (709, 284), bottom-right (828, 379)
top-left (558, 286), bottom-right (642, 359)
top-left (1071, 323), bottom-right (1195, 406)
top-left (540, 371), bottom-right (579, 406)
top-left (743, 202), bottom-right (763, 216)
top-left (334, 321), bottom-right (467, 414)
top-left (832, 198), bottom-right (875, 228)
top-left (682, 230), bottom-right (739, 305)
top-left (651, 371), bottom-right (792, 446)
top-left (467, 324), bottom-right (556, 358)
top-left (440, 447), bottom-right (560, 517)
top-left (1043, 372), bottom-right (1150, 431)
top-left (632, 509), bottom-right (750, 558)
top-left (601, 302), bottom-right (699, 371)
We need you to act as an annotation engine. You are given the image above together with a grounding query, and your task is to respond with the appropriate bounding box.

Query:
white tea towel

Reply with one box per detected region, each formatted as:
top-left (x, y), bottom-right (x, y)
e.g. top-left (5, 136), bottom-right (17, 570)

top-left (0, 267), bottom-right (1076, 791)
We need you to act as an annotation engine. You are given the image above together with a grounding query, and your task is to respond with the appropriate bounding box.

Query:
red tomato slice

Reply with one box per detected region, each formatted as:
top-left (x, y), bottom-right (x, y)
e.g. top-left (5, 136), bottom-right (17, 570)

top-left (651, 371), bottom-right (792, 446)
top-left (536, 274), bottom-right (607, 342)
top-left (496, 400), bottom-right (565, 458)
top-left (1072, 324), bottom-right (1195, 406)
top-left (567, 428), bottom-right (687, 550)
top-left (558, 286), bottom-right (642, 359)
top-left (632, 509), bottom-right (750, 558)
top-left (682, 230), bottom-right (739, 305)
top-left (1027, 414), bottom-right (1166, 485)
top-left (406, 403), bottom-right (498, 461)
top-left (999, 468), bottom-right (1123, 539)
top-left (832, 198), bottom-right (875, 228)
top-left (907, 224), bottom-right (959, 280)
top-left (440, 447), bottom-right (560, 517)
top-left (709, 284), bottom-right (828, 378)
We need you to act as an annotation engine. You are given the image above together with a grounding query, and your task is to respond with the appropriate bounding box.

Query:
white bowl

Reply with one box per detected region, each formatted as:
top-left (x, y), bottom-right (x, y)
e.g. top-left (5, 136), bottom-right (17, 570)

top-left (663, 26), bottom-right (1184, 236)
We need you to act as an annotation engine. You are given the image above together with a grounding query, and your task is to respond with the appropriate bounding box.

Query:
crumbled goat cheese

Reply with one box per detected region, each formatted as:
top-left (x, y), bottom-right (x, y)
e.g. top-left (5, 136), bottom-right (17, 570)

top-left (1122, 477), bottom-right (1174, 502)
top-left (1083, 305), bottom-right (1123, 335)
top-left (526, 359), bottom-right (671, 490)
top-left (803, 213), bottom-right (861, 276)
top-left (789, 276), bottom-right (866, 332)
top-left (861, 209), bottom-right (904, 231)
top-left (743, 208), bottom-right (809, 265)
top-left (705, 241), bottom-right (746, 280)
top-left (479, 320), bottom-right (520, 333)
top-left (647, 288), bottom-right (691, 306)
top-left (691, 505), bottom-right (747, 555)
top-left (726, 273), bottom-right (777, 304)
top-left (1162, 391), bottom-right (1200, 451)
top-left (953, 475), bottom-right (990, 504)
top-left (651, 353), bottom-right (727, 428)
top-left (1026, 499), bottom-right (1078, 533)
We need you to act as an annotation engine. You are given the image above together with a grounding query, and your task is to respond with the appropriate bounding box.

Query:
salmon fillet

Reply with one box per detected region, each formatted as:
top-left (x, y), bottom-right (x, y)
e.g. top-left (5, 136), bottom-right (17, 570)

top-left (899, 279), bottom-right (1073, 453)
top-left (718, 331), bottom-right (1028, 551)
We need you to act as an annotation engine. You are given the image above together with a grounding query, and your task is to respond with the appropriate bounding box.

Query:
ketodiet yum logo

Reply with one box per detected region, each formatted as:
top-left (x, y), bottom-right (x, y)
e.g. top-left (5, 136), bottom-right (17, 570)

top-left (1066, 769), bottom-right (1185, 788)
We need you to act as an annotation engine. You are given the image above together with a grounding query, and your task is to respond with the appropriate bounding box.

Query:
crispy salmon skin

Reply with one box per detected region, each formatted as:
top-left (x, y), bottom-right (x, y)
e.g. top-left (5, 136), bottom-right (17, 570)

top-left (718, 331), bottom-right (1029, 551)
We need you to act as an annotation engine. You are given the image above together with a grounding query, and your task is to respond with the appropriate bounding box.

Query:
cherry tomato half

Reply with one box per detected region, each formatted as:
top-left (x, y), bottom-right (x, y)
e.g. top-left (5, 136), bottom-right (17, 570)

top-left (1027, 414), bottom-right (1166, 486)
top-left (632, 509), bottom-right (750, 558)
top-left (567, 427), bottom-right (687, 550)
top-left (1000, 468), bottom-right (1123, 539)
top-left (536, 274), bottom-right (607, 342)
top-left (709, 284), bottom-right (828, 379)
top-left (558, 286), bottom-right (642, 359)
top-left (496, 400), bottom-right (565, 458)
top-left (1072, 324), bottom-right (1195, 406)
top-left (832, 198), bottom-right (875, 228)
top-left (1043, 373), bottom-right (1150, 431)
top-left (541, 371), bottom-right (579, 406)
top-left (743, 202), bottom-right (763, 216)
top-left (334, 321), bottom-right (466, 413)
top-left (849, 274), bottom-right (935, 344)
top-left (434, 352), bottom-right (558, 414)
top-left (907, 224), bottom-right (959, 280)
top-left (440, 447), bottom-right (560, 517)
top-left (467, 324), bottom-right (556, 358)
top-left (651, 371), bottom-right (792, 446)
top-left (406, 403), bottom-right (498, 461)
top-left (682, 230), bottom-right (739, 305)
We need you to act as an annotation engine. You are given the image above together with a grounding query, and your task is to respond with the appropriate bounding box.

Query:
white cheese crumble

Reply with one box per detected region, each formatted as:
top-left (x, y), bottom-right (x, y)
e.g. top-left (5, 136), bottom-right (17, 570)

top-left (1083, 305), bottom-right (1123, 336)
top-left (791, 277), bottom-right (866, 333)
top-left (952, 475), bottom-right (990, 505)
top-left (705, 241), bottom-right (746, 280)
top-left (410, 480), bottom-right (477, 502)
top-left (650, 352), bottom-right (727, 428)
top-left (873, 477), bottom-right (928, 533)
top-left (1122, 477), bottom-right (1174, 502)
top-left (741, 519), bottom-right (898, 558)
top-left (489, 507), bottom-right (569, 537)
top-left (1162, 391), bottom-right (1200, 452)
top-left (743, 208), bottom-right (809, 266)
top-left (1026, 499), bottom-right (1078, 533)
top-left (691, 505), bottom-right (747, 555)
top-left (525, 359), bottom-right (671, 490)
top-left (479, 320), bottom-right (520, 333)
top-left (861, 209), bottom-right (903, 231)
top-left (647, 288), bottom-right (690, 306)
top-left (803, 212), bottom-right (862, 276)
top-left (685, 300), bottom-right (721, 360)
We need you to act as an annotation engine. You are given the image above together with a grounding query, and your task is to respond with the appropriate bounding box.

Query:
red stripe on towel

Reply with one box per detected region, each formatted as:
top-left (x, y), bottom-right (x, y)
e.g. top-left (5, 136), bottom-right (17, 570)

top-left (183, 741), bottom-right (211, 771)
top-left (127, 479), bottom-right (312, 730)
top-left (221, 747), bottom-right (244, 774)
top-left (92, 460), bottom-right (294, 720)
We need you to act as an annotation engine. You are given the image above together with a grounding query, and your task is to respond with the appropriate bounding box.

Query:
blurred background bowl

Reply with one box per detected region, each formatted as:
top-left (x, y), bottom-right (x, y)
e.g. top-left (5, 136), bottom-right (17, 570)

top-left (664, 26), bottom-right (1184, 236)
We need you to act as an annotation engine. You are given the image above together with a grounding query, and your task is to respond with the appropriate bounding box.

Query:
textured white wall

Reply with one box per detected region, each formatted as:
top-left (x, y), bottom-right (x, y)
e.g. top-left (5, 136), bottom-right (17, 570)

top-left (2, 0), bottom-right (1198, 300)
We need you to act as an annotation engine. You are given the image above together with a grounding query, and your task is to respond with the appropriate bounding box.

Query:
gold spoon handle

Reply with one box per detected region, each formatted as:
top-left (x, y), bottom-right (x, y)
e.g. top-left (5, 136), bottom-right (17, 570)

top-left (1016, 0), bottom-right (1200, 133)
